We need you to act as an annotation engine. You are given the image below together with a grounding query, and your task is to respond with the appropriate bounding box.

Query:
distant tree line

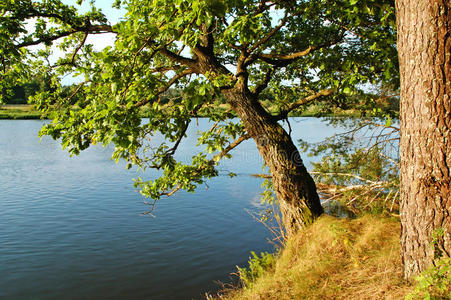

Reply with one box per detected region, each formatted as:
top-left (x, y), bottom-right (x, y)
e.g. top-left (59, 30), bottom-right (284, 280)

top-left (2, 76), bottom-right (52, 105)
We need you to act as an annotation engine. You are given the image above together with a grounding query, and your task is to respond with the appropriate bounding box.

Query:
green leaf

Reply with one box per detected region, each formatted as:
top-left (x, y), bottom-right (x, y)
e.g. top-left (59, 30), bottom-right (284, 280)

top-left (385, 117), bottom-right (392, 127)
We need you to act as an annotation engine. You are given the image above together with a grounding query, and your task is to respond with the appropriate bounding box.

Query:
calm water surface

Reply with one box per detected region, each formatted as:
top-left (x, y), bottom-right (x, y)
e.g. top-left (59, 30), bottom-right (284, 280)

top-left (0, 118), bottom-right (341, 300)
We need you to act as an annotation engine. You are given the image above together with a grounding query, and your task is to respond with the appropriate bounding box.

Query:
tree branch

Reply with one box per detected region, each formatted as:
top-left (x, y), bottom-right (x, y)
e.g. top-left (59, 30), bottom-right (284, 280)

top-left (161, 184), bottom-right (182, 197)
top-left (212, 134), bottom-right (250, 162)
top-left (248, 13), bottom-right (287, 53)
top-left (159, 47), bottom-right (197, 69)
top-left (165, 120), bottom-right (190, 156)
top-left (310, 171), bottom-right (385, 185)
top-left (70, 32), bottom-right (88, 63)
top-left (152, 133), bottom-right (250, 200)
top-left (200, 23), bottom-right (215, 54)
top-left (245, 31), bottom-right (345, 67)
top-left (16, 24), bottom-right (115, 48)
top-left (66, 81), bottom-right (86, 103)
top-left (53, 32), bottom-right (88, 68)
top-left (252, 68), bottom-right (273, 96)
top-left (275, 88), bottom-right (334, 120)
top-left (17, 30), bottom-right (76, 48)
top-left (254, 1), bottom-right (277, 15)
top-left (134, 68), bottom-right (195, 107)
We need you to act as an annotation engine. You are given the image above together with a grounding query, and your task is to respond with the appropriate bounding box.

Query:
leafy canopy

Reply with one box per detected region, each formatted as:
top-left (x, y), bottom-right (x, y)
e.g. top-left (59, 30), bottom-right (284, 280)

top-left (0, 0), bottom-right (398, 203)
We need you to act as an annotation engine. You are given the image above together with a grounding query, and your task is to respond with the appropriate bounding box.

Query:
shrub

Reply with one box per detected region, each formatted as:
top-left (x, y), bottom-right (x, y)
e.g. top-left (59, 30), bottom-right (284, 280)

top-left (406, 257), bottom-right (451, 300)
top-left (237, 251), bottom-right (276, 288)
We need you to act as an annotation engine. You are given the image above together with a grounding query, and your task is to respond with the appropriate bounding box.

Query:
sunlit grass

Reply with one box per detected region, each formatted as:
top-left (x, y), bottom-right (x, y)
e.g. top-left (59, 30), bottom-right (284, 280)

top-left (0, 104), bottom-right (42, 119)
top-left (215, 215), bottom-right (413, 299)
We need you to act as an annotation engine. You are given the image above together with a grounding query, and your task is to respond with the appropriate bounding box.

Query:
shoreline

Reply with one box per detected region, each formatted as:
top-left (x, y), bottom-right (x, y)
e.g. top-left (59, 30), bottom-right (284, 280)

top-left (0, 104), bottom-right (361, 120)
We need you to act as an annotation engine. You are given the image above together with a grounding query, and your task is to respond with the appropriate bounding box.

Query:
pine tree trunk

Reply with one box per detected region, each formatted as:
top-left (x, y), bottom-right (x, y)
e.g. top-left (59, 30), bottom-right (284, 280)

top-left (396, 0), bottom-right (450, 279)
top-left (224, 87), bottom-right (324, 236)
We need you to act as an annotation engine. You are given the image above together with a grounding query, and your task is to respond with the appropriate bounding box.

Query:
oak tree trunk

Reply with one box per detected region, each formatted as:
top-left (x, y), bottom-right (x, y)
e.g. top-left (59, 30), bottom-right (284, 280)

top-left (224, 87), bottom-right (324, 236)
top-left (396, 0), bottom-right (450, 278)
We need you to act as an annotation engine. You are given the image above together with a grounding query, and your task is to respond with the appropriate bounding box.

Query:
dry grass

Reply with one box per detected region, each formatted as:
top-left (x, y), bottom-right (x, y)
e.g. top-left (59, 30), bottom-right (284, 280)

top-left (214, 215), bottom-right (413, 300)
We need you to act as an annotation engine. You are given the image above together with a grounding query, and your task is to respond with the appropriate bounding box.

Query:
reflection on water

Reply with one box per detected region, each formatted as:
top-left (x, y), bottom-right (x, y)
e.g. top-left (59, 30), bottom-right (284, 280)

top-left (0, 118), bottom-right (343, 299)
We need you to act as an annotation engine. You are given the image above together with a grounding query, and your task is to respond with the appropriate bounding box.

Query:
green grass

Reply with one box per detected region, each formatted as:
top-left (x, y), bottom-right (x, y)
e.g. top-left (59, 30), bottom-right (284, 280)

top-left (0, 103), bottom-right (361, 120)
top-left (0, 104), bottom-right (42, 119)
top-left (212, 215), bottom-right (414, 300)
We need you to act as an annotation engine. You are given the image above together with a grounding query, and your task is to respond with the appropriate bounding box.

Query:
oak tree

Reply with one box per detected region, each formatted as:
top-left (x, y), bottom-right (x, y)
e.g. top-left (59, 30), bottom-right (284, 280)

top-left (1, 0), bottom-right (397, 235)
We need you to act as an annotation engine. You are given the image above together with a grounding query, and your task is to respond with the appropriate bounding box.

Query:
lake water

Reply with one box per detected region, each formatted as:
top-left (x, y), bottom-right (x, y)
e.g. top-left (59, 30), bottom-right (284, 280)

top-left (0, 118), bottom-right (342, 300)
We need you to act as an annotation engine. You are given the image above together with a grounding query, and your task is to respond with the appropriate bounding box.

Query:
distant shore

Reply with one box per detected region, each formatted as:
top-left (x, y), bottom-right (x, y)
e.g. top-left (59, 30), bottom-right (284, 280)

top-left (0, 104), bottom-right (360, 120)
top-left (0, 104), bottom-right (43, 119)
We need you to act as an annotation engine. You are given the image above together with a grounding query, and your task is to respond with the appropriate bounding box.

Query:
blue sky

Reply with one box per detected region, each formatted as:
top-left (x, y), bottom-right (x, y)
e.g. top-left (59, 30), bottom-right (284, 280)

top-left (62, 0), bottom-right (126, 23)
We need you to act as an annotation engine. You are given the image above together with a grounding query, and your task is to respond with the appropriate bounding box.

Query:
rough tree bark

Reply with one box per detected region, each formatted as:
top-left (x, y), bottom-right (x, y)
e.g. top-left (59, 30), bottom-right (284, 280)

top-left (224, 86), bottom-right (324, 236)
top-left (396, 0), bottom-right (450, 278)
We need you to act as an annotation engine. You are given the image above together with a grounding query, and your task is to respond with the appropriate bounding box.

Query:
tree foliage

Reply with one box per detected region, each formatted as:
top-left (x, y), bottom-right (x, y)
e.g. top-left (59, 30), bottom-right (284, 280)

top-left (1, 0), bottom-right (398, 208)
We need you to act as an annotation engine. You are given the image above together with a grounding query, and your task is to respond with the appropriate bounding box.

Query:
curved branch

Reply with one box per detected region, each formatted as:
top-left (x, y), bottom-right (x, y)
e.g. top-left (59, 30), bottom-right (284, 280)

top-left (275, 88), bottom-right (334, 120)
top-left (22, 7), bottom-right (95, 31)
top-left (53, 32), bottom-right (88, 67)
top-left (161, 184), bottom-right (182, 197)
top-left (165, 120), bottom-right (190, 156)
top-left (160, 47), bottom-right (197, 69)
top-left (248, 13), bottom-right (287, 53)
top-left (17, 29), bottom-right (76, 48)
top-left (252, 68), bottom-right (273, 97)
top-left (70, 32), bottom-right (88, 62)
top-left (245, 31), bottom-right (345, 68)
top-left (16, 24), bottom-right (115, 48)
top-left (150, 133), bottom-right (250, 201)
top-left (212, 133), bottom-right (250, 162)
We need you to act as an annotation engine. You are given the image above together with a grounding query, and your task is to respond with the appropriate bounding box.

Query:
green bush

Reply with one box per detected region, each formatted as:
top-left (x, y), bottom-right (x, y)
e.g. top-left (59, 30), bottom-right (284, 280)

top-left (406, 257), bottom-right (451, 300)
top-left (237, 251), bottom-right (276, 288)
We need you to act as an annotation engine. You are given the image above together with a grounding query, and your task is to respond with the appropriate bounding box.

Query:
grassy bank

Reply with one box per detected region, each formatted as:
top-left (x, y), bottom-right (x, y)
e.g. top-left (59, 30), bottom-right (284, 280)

top-left (1, 103), bottom-right (360, 120)
top-left (0, 104), bottom-right (42, 119)
top-left (214, 215), bottom-right (414, 299)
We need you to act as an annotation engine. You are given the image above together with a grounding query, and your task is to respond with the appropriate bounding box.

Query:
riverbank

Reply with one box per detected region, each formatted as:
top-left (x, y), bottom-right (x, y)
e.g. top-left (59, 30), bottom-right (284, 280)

top-left (0, 104), bottom-right (360, 119)
top-left (0, 105), bottom-right (42, 119)
top-left (211, 214), bottom-right (414, 299)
